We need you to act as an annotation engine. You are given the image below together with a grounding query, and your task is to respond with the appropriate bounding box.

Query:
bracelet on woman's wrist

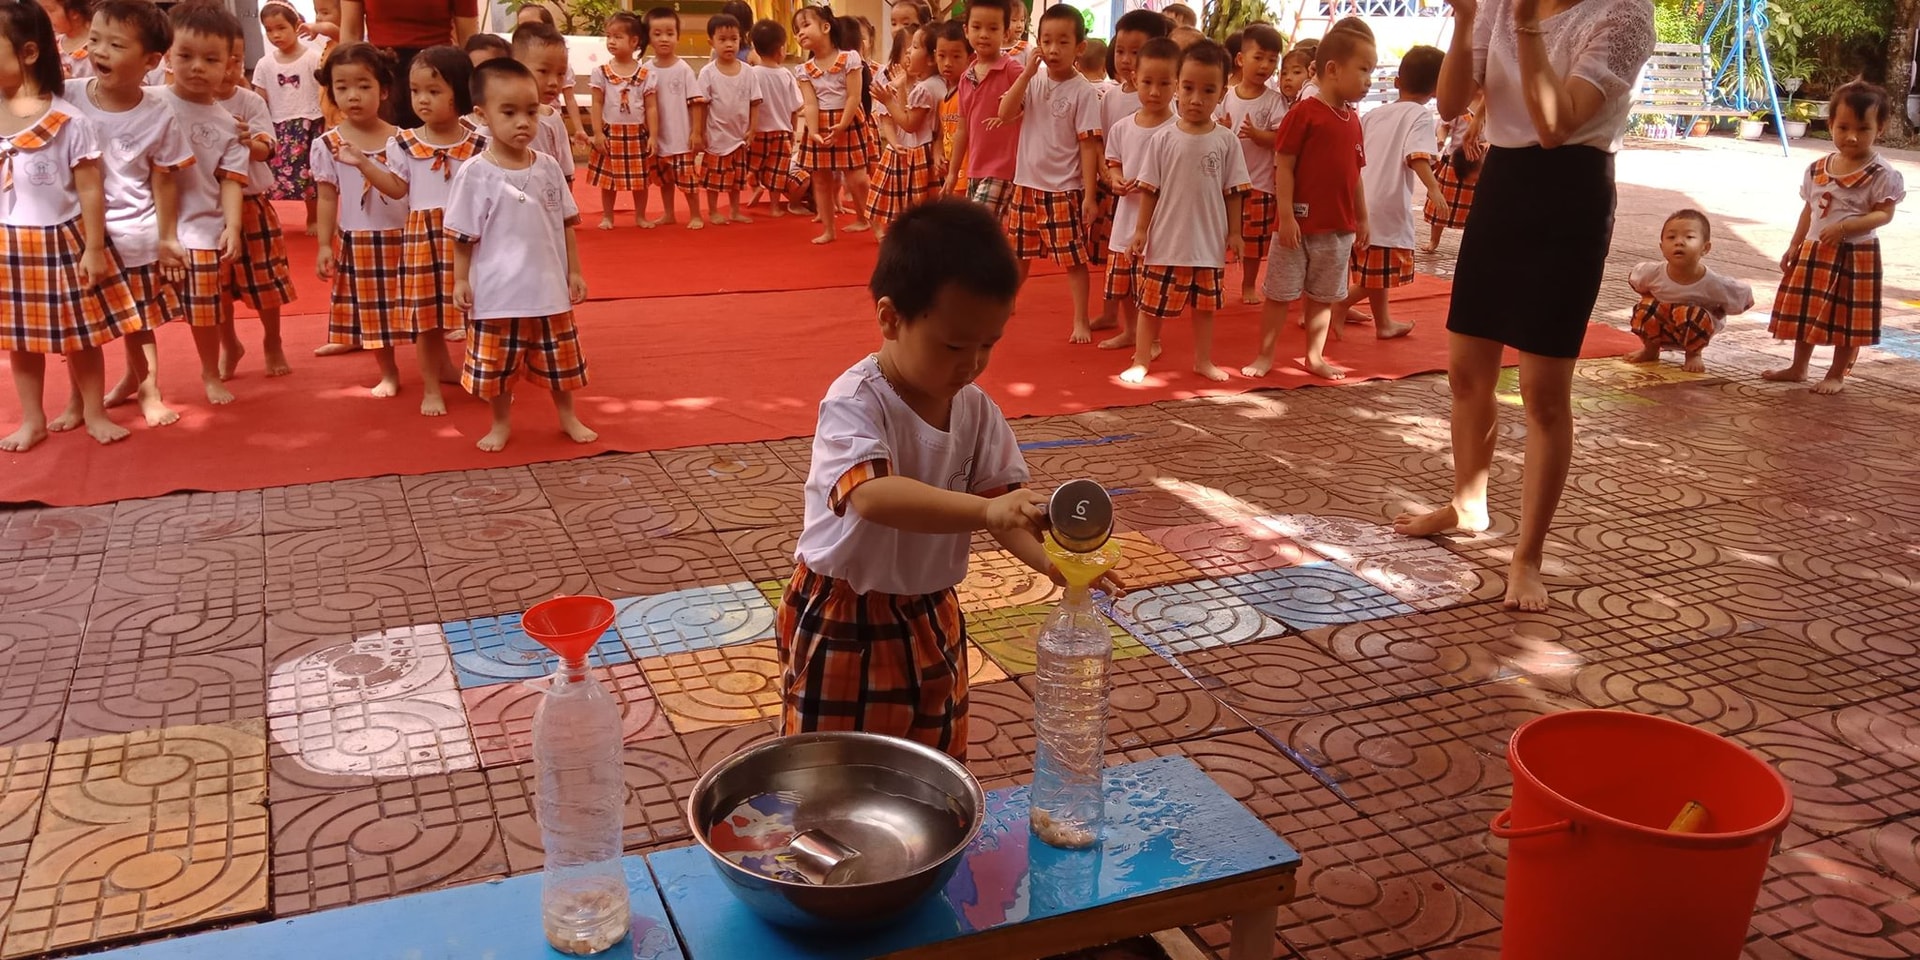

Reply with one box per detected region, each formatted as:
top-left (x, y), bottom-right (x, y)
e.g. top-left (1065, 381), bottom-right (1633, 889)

top-left (1515, 21), bottom-right (1545, 35)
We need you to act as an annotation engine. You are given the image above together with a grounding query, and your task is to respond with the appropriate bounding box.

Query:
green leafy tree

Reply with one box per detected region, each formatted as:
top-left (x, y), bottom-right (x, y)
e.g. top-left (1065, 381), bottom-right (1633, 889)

top-left (1203, 0), bottom-right (1275, 43)
top-left (507, 0), bottom-right (624, 36)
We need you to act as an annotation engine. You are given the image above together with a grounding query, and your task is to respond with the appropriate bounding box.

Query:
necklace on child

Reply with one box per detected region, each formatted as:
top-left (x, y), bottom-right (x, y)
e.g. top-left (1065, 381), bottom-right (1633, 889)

top-left (488, 146), bottom-right (533, 203)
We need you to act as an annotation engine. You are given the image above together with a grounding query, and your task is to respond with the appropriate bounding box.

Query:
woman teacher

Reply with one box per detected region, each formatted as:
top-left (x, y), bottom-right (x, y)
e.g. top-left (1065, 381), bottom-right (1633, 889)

top-left (1393, 0), bottom-right (1654, 610)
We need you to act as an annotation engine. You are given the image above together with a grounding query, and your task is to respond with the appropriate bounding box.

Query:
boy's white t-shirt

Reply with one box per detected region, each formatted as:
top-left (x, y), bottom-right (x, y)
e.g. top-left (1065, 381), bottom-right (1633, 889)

top-left (647, 57), bottom-right (699, 156)
top-left (891, 76), bottom-right (946, 150)
top-left (219, 88), bottom-right (276, 197)
top-left (0, 100), bottom-right (98, 228)
top-left (589, 63), bottom-right (650, 125)
top-left (443, 152), bottom-right (579, 320)
top-left (751, 64), bottom-right (802, 132)
top-left (63, 80), bottom-right (194, 266)
top-left (533, 106), bottom-right (575, 181)
top-left (385, 128), bottom-right (487, 212)
top-left (1012, 71), bottom-right (1102, 194)
top-left (1100, 86), bottom-right (1140, 131)
top-left (795, 355), bottom-right (1029, 597)
top-left (310, 129), bottom-right (408, 232)
top-left (1104, 110), bottom-right (1172, 254)
top-left (699, 60), bottom-right (761, 156)
top-left (1627, 262), bottom-right (1754, 332)
top-left (1801, 155), bottom-right (1906, 241)
top-left (154, 87), bottom-right (252, 249)
top-left (796, 50), bottom-right (863, 112)
top-left (1357, 99), bottom-right (1438, 250)
top-left (251, 42), bottom-right (326, 121)
top-left (1216, 85), bottom-right (1287, 195)
top-left (1136, 123), bottom-right (1251, 268)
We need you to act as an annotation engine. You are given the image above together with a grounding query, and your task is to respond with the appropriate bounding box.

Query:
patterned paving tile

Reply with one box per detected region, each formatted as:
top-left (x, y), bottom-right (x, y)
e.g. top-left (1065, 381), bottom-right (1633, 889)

top-left (1301, 602), bottom-right (1604, 703)
top-left (1107, 485), bottom-right (1218, 532)
top-left (420, 509), bottom-right (597, 623)
top-left (1734, 720), bottom-right (1920, 840)
top-left (442, 612), bottom-right (630, 689)
top-left (1792, 691), bottom-right (1920, 768)
top-left (1257, 513), bottom-right (1416, 559)
top-left (717, 525), bottom-right (800, 583)
top-left (1017, 653), bottom-right (1246, 750)
top-left (0, 552), bottom-right (102, 614)
top-left (108, 490), bottom-right (263, 549)
top-left (1645, 630), bottom-right (1901, 719)
top-left (957, 548), bottom-right (1062, 611)
top-left (266, 686), bottom-right (479, 793)
top-left (1542, 583), bottom-right (1749, 658)
top-left (640, 640), bottom-right (784, 733)
top-left (652, 445), bottom-right (806, 531)
top-left (613, 581), bottom-right (776, 658)
top-left (259, 476), bottom-right (412, 534)
top-left (1219, 564), bottom-right (1418, 632)
top-left (533, 454), bottom-right (709, 541)
top-left (1141, 519), bottom-right (1316, 579)
top-left (266, 625), bottom-right (460, 716)
top-left (461, 662), bottom-right (673, 769)
top-left (40, 721), bottom-right (266, 831)
top-left (1111, 579), bottom-right (1285, 656)
top-left (965, 680), bottom-right (1037, 782)
top-left (0, 741), bottom-right (51, 925)
top-left (264, 527), bottom-right (438, 639)
top-left (61, 648), bottom-right (265, 739)
top-left (0, 504), bottom-right (114, 562)
top-left (1334, 541), bottom-right (1506, 611)
top-left (0, 606), bottom-right (86, 748)
top-left (1531, 649), bottom-right (1791, 738)
top-left (80, 590), bottom-right (265, 660)
top-left (965, 602), bottom-right (1145, 676)
top-left (486, 735), bottom-right (699, 873)
top-left (1174, 635), bottom-right (1389, 723)
top-left (1752, 837), bottom-right (1920, 960)
top-left (268, 770), bottom-right (509, 915)
top-left (1376, 787), bottom-right (1513, 920)
top-left (1830, 820), bottom-right (1920, 895)
top-left (579, 532), bottom-right (749, 598)
top-left (678, 719), bottom-right (781, 775)
top-left (92, 534), bottom-right (265, 604)
top-left (401, 466), bottom-right (548, 522)
top-left (1102, 531), bottom-right (1205, 590)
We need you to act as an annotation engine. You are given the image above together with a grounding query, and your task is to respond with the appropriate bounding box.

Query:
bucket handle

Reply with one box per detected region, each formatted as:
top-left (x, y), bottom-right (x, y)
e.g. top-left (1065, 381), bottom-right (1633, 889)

top-left (1490, 808), bottom-right (1573, 840)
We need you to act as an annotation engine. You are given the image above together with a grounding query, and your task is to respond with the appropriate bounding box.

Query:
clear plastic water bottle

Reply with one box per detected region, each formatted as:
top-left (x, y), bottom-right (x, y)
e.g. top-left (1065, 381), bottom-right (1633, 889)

top-left (1029, 582), bottom-right (1113, 849)
top-left (533, 658), bottom-right (630, 954)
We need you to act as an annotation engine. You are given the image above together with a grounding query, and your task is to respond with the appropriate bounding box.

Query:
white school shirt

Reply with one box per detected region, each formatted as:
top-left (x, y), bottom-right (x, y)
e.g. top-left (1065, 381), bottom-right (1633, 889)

top-left (0, 100), bottom-right (98, 227)
top-left (796, 51), bottom-right (863, 112)
top-left (589, 62), bottom-right (650, 126)
top-left (647, 58), bottom-right (699, 156)
top-left (310, 128), bottom-right (408, 232)
top-left (1136, 123), bottom-right (1251, 269)
top-left (1100, 86), bottom-right (1140, 131)
top-left (219, 88), bottom-right (276, 197)
top-left (154, 87), bottom-right (252, 250)
top-left (891, 76), bottom-right (946, 150)
top-left (63, 80), bottom-right (194, 267)
top-left (1358, 99), bottom-right (1439, 251)
top-left (386, 128), bottom-right (487, 212)
top-left (535, 106), bottom-right (575, 181)
top-left (252, 43), bottom-right (326, 121)
top-left (1090, 77), bottom-right (1118, 100)
top-left (794, 355), bottom-right (1028, 597)
top-left (1104, 111), bottom-right (1172, 254)
top-left (1216, 85), bottom-right (1287, 196)
top-left (751, 64), bottom-right (802, 133)
top-left (1013, 71), bottom-right (1102, 194)
top-left (1801, 155), bottom-right (1906, 241)
top-left (442, 152), bottom-right (580, 321)
top-left (1473, 0), bottom-right (1653, 153)
top-left (699, 60), bottom-right (761, 156)
top-left (1627, 262), bottom-right (1754, 332)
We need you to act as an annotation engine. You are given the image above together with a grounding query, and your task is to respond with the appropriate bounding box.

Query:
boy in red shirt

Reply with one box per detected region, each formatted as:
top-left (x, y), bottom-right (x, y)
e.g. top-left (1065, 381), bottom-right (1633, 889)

top-left (1244, 28), bottom-right (1374, 381)
top-left (943, 0), bottom-right (1020, 216)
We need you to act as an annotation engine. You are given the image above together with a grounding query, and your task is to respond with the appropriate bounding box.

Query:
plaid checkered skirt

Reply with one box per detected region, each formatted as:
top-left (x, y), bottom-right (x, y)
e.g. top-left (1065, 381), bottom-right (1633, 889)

top-left (1103, 251), bottom-right (1140, 302)
top-left (865, 142), bottom-right (937, 225)
top-left (1630, 297), bottom-right (1717, 353)
top-left (1349, 244), bottom-right (1416, 290)
top-left (1769, 239), bottom-right (1881, 348)
top-left (796, 109), bottom-right (874, 173)
top-left (649, 152), bottom-right (700, 188)
top-left (224, 194), bottom-right (296, 309)
top-left (1424, 154), bottom-right (1477, 230)
top-left (401, 208), bottom-right (457, 333)
top-left (171, 248), bottom-right (228, 328)
top-left (0, 219), bottom-right (142, 353)
top-left (587, 123), bottom-right (649, 190)
top-left (1004, 186), bottom-right (1089, 266)
top-left (460, 312), bottom-right (590, 398)
top-left (123, 260), bottom-right (182, 333)
top-left (776, 559), bottom-right (969, 760)
top-left (1088, 187), bottom-right (1115, 267)
top-left (1135, 264), bottom-right (1224, 319)
top-left (1243, 191), bottom-right (1277, 262)
top-left (327, 229), bottom-right (411, 347)
top-left (747, 131), bottom-right (807, 196)
top-left (702, 147), bottom-right (750, 193)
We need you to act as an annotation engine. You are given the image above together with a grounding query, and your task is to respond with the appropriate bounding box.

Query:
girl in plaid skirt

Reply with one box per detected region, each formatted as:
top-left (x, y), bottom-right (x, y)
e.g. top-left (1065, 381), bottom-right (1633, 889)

top-left (864, 26), bottom-right (944, 239)
top-left (1763, 82), bottom-right (1906, 395)
top-left (357, 46), bottom-right (480, 418)
top-left (792, 5), bottom-right (873, 244)
top-left (1421, 95), bottom-right (1483, 253)
top-left (587, 12), bottom-right (649, 229)
top-left (312, 43), bottom-right (412, 400)
top-left (2, 3), bottom-right (143, 452)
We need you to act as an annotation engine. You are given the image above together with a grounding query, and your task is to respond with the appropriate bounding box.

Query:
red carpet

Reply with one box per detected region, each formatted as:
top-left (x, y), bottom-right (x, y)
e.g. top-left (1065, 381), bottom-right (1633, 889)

top-left (1, 270), bottom-right (1638, 507)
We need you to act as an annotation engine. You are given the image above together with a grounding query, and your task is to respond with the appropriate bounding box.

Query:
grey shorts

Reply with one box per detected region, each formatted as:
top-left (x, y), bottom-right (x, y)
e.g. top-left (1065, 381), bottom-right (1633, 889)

top-left (967, 177), bottom-right (1013, 218)
top-left (1264, 231), bottom-right (1356, 304)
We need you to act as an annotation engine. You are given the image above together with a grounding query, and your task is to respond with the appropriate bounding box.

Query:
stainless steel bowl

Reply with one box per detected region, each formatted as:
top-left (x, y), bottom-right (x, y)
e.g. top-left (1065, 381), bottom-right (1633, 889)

top-left (685, 732), bottom-right (985, 931)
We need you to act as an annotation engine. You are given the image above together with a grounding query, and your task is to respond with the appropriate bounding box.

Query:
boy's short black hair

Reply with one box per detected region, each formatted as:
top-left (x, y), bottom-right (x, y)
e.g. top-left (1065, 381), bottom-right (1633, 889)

top-left (1036, 3), bottom-right (1085, 42)
top-left (1107, 8), bottom-right (1169, 76)
top-left (871, 200), bottom-right (1020, 320)
top-left (937, 19), bottom-right (967, 45)
top-left (1223, 30), bottom-right (1242, 62)
top-left (1242, 23), bottom-right (1283, 55)
top-left (465, 32), bottom-right (512, 57)
top-left (1315, 27), bottom-right (1372, 75)
top-left (510, 20), bottom-right (565, 56)
top-left (169, 0), bottom-right (241, 44)
top-left (1664, 208), bottom-right (1713, 241)
top-left (604, 11), bottom-right (642, 38)
top-left (1397, 44), bottom-right (1443, 95)
top-left (1078, 37), bottom-right (1105, 71)
top-left (95, 0), bottom-right (172, 55)
top-left (1136, 35), bottom-right (1180, 67)
top-left (706, 13), bottom-right (740, 38)
top-left (1326, 15), bottom-right (1375, 41)
top-left (412, 44), bottom-right (474, 115)
top-left (1177, 37), bottom-right (1229, 85)
top-left (644, 5), bottom-right (681, 32)
top-left (1161, 2), bottom-right (1198, 27)
top-left (471, 55), bottom-right (537, 106)
top-left (748, 18), bottom-right (786, 58)
top-left (516, 4), bottom-right (555, 25)
top-left (966, 0), bottom-right (1011, 31)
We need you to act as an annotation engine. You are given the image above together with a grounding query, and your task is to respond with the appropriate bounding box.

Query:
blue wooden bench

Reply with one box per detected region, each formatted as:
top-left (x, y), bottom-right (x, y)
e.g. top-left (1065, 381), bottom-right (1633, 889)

top-left (87, 755), bottom-right (1300, 960)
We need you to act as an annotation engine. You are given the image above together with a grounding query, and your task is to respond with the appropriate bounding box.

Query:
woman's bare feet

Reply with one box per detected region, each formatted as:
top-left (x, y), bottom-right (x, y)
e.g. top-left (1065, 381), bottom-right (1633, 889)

top-left (477, 423), bottom-right (511, 452)
top-left (1504, 559), bottom-right (1550, 611)
top-left (1393, 503), bottom-right (1490, 537)
top-left (1193, 362), bottom-right (1230, 382)
top-left (370, 377), bottom-right (400, 399)
top-left (1761, 364), bottom-right (1808, 382)
top-left (0, 423), bottom-right (47, 452)
top-left (314, 342), bottom-right (357, 357)
top-left (85, 412), bottom-right (129, 445)
top-left (1621, 342), bottom-right (1660, 363)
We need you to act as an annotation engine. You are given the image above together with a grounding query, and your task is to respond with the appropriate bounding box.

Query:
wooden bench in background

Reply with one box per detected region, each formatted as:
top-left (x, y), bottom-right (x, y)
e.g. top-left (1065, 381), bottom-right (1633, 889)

top-left (1632, 41), bottom-right (1749, 129)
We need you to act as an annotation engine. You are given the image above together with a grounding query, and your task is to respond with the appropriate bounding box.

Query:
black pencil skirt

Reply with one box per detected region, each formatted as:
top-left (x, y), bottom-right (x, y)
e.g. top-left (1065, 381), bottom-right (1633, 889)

top-left (1445, 144), bottom-right (1617, 359)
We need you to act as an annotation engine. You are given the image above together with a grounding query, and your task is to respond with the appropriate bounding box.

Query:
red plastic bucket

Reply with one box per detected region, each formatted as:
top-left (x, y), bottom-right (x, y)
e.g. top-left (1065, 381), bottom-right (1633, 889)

top-left (1495, 710), bottom-right (1791, 960)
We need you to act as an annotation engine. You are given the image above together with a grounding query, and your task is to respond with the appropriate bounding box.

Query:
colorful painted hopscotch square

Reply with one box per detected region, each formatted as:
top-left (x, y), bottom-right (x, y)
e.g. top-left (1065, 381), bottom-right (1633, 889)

top-left (1220, 563), bottom-right (1417, 632)
top-left (639, 640), bottom-right (784, 734)
top-left (967, 603), bottom-right (1146, 675)
top-left (442, 612), bottom-right (631, 689)
top-left (1111, 580), bottom-right (1284, 656)
top-left (614, 581), bottom-right (777, 659)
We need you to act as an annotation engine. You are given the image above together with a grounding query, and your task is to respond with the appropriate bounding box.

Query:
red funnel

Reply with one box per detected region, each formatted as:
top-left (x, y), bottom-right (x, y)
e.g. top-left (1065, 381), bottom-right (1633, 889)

top-left (520, 595), bottom-right (616, 663)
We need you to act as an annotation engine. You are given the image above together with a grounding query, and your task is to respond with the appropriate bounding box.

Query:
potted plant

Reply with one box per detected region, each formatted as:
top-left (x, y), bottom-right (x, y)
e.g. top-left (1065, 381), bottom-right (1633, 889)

top-left (1781, 100), bottom-right (1817, 138)
top-left (1738, 109), bottom-right (1768, 140)
top-left (1689, 116), bottom-right (1713, 137)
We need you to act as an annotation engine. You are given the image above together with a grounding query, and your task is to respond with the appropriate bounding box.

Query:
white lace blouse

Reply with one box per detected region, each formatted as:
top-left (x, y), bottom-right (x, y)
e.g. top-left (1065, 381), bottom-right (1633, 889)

top-left (1472, 0), bottom-right (1655, 153)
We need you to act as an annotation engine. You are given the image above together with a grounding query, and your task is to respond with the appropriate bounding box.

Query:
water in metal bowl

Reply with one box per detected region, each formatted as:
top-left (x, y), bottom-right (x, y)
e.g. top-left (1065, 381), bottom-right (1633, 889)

top-left (685, 732), bottom-right (985, 931)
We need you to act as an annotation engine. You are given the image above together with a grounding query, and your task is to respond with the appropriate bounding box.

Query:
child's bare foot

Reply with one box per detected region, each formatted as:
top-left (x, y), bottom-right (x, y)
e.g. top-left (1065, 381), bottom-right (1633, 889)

top-left (1814, 373), bottom-right (1848, 395)
top-left (314, 342), bottom-right (357, 357)
top-left (1240, 287), bottom-right (1261, 305)
top-left (1761, 365), bottom-right (1809, 382)
top-left (687, 217), bottom-right (705, 229)
top-left (446, 328), bottom-right (466, 342)
top-left (477, 423), bottom-right (511, 452)
top-left (304, 225), bottom-right (318, 237)
top-left (265, 347), bottom-right (292, 377)
top-left (1681, 352), bottom-right (1706, 373)
top-left (421, 394), bottom-right (447, 417)
top-left (639, 218), bottom-right (658, 230)
top-left (137, 393), bottom-right (180, 427)
top-left (1504, 559), bottom-right (1550, 611)
top-left (787, 201), bottom-right (811, 215)
top-left (370, 377), bottom-right (400, 399)
top-left (812, 231), bottom-right (835, 245)
top-left (1089, 315), bottom-right (1118, 332)
top-left (730, 214), bottom-right (753, 224)
top-left (85, 412), bottom-right (129, 445)
top-left (770, 205), bottom-right (788, 218)
top-left (104, 376), bottom-right (136, 407)
top-left (1345, 311), bottom-right (1373, 324)
top-left (1621, 343), bottom-right (1660, 363)
top-left (1417, 242), bottom-right (1438, 254)
top-left (203, 377), bottom-right (235, 405)
top-left (1305, 358), bottom-right (1347, 380)
top-left (1119, 363), bottom-right (1149, 384)
top-left (560, 415), bottom-right (598, 444)
top-left (219, 342), bottom-right (245, 380)
top-left (1375, 319), bottom-right (1415, 340)
top-left (1193, 362), bottom-right (1230, 382)
top-left (1393, 503), bottom-right (1489, 537)
top-left (597, 216), bottom-right (616, 230)
top-left (0, 424), bottom-right (47, 452)
top-left (47, 405), bottom-right (82, 432)
top-left (1241, 356), bottom-right (1275, 377)
top-left (1099, 332), bottom-right (1134, 350)
top-left (1070, 320), bottom-right (1093, 344)
top-left (844, 220), bottom-right (872, 233)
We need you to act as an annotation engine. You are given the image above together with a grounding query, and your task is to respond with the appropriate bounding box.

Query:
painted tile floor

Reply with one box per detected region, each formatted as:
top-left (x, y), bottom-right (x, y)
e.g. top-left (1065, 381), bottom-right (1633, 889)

top-left (7, 334), bottom-right (1920, 958)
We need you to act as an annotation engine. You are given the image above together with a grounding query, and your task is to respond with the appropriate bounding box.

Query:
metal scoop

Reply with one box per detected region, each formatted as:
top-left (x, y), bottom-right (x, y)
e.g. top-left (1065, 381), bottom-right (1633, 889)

top-left (786, 829), bottom-right (863, 886)
top-left (1048, 479), bottom-right (1114, 553)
